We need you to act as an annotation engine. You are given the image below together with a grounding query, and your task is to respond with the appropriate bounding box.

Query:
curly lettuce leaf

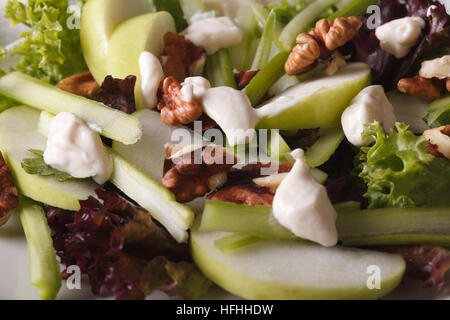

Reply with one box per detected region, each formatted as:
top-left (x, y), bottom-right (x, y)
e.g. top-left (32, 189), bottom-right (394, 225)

top-left (358, 122), bottom-right (450, 208)
top-left (4, 0), bottom-right (87, 84)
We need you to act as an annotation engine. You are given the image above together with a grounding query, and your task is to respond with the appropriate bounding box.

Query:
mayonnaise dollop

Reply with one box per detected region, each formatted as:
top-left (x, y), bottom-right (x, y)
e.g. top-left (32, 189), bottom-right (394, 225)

top-left (139, 51), bottom-right (165, 109)
top-left (341, 85), bottom-right (396, 147)
top-left (181, 77), bottom-right (212, 101)
top-left (202, 87), bottom-right (259, 146)
top-left (183, 17), bottom-right (243, 54)
top-left (44, 112), bottom-right (113, 185)
top-left (419, 55), bottom-right (450, 79)
top-left (272, 149), bottom-right (338, 247)
top-left (375, 17), bottom-right (425, 59)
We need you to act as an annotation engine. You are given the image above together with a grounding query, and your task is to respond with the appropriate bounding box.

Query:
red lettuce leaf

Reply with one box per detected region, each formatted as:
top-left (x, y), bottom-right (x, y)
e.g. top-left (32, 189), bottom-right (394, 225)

top-left (380, 245), bottom-right (450, 290)
top-left (352, 0), bottom-right (450, 90)
top-left (46, 189), bottom-right (211, 300)
top-left (97, 75), bottom-right (137, 114)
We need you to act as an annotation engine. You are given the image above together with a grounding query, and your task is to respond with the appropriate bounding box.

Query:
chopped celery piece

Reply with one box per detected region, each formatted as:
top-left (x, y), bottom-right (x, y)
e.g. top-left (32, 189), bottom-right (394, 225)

top-left (279, 0), bottom-right (342, 50)
top-left (248, 0), bottom-right (285, 51)
top-left (18, 196), bottom-right (61, 300)
top-left (424, 95), bottom-right (450, 128)
top-left (0, 72), bottom-right (142, 145)
top-left (264, 130), bottom-right (292, 162)
top-left (328, 0), bottom-right (378, 20)
top-left (200, 201), bottom-right (450, 246)
top-left (270, 74), bottom-right (300, 96)
top-left (333, 201), bottom-right (361, 212)
top-left (205, 49), bottom-right (237, 89)
top-left (180, 0), bottom-right (206, 23)
top-left (310, 168), bottom-right (328, 185)
top-left (244, 51), bottom-right (290, 106)
top-left (304, 127), bottom-right (345, 168)
top-left (214, 234), bottom-right (262, 253)
top-left (230, 7), bottom-right (258, 71)
top-left (251, 10), bottom-right (277, 70)
top-left (108, 149), bottom-right (195, 243)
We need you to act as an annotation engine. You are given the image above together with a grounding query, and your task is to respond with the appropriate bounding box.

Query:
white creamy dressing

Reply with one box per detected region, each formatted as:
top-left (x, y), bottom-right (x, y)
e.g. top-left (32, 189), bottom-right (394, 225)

top-left (201, 87), bottom-right (259, 146)
top-left (341, 85), bottom-right (396, 147)
top-left (139, 51), bottom-right (165, 109)
top-left (183, 17), bottom-right (243, 55)
top-left (272, 149), bottom-right (338, 247)
top-left (181, 77), bottom-right (212, 101)
top-left (419, 55), bottom-right (450, 79)
top-left (375, 17), bottom-right (425, 59)
top-left (43, 112), bottom-right (113, 185)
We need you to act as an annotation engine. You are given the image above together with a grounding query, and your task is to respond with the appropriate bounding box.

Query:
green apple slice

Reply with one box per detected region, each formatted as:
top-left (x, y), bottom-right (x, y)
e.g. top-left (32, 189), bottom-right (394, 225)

top-left (80, 0), bottom-right (154, 83)
top-left (107, 12), bottom-right (176, 108)
top-left (108, 149), bottom-right (195, 243)
top-left (0, 71), bottom-right (142, 145)
top-left (18, 196), bottom-right (61, 300)
top-left (0, 106), bottom-right (97, 211)
top-left (256, 63), bottom-right (371, 130)
top-left (191, 225), bottom-right (406, 300)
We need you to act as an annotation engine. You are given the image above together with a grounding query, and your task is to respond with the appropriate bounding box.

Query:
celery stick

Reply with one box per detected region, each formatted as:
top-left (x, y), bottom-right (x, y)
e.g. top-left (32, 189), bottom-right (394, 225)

top-left (18, 196), bottom-right (61, 300)
top-left (310, 168), bottom-right (328, 184)
top-left (200, 201), bottom-right (450, 246)
top-left (279, 0), bottom-right (342, 50)
top-left (0, 72), bottom-right (142, 145)
top-left (214, 234), bottom-right (262, 253)
top-left (251, 10), bottom-right (277, 70)
top-left (248, 0), bottom-right (285, 51)
top-left (327, 0), bottom-right (378, 20)
top-left (424, 95), bottom-right (450, 128)
top-left (108, 149), bottom-right (195, 243)
top-left (205, 49), bottom-right (237, 89)
top-left (230, 7), bottom-right (258, 71)
top-left (304, 127), bottom-right (345, 168)
top-left (244, 51), bottom-right (290, 106)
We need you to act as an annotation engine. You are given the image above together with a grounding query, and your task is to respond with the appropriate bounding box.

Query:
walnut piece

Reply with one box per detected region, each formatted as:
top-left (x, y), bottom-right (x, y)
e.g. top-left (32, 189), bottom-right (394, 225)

top-left (234, 70), bottom-right (260, 90)
top-left (285, 17), bottom-right (362, 76)
top-left (207, 184), bottom-right (274, 206)
top-left (0, 154), bottom-right (19, 227)
top-left (160, 32), bottom-right (207, 83)
top-left (56, 71), bottom-right (99, 99)
top-left (162, 144), bottom-right (237, 203)
top-left (397, 76), bottom-right (445, 102)
top-left (158, 77), bottom-right (203, 126)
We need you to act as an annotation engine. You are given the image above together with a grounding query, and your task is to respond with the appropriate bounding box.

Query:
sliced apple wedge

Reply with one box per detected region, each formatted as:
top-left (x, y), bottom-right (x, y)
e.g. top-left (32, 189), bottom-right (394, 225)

top-left (256, 63), bottom-right (371, 130)
top-left (0, 106), bottom-right (97, 211)
top-left (191, 226), bottom-right (406, 300)
top-left (0, 72), bottom-right (142, 145)
top-left (80, 0), bottom-right (154, 83)
top-left (107, 12), bottom-right (176, 108)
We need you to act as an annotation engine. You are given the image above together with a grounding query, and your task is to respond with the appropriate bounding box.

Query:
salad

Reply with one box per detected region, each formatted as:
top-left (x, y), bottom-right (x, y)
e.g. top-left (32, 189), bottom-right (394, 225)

top-left (0, 0), bottom-right (449, 300)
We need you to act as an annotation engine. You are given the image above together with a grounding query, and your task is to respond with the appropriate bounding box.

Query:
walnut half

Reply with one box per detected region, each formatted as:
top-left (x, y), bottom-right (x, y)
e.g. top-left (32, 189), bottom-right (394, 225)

top-left (0, 154), bottom-right (19, 227)
top-left (162, 144), bottom-right (237, 203)
top-left (56, 71), bottom-right (99, 99)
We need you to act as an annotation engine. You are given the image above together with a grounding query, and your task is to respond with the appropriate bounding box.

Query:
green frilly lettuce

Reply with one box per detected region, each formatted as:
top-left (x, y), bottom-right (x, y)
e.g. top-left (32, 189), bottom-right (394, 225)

top-left (358, 122), bottom-right (450, 209)
top-left (4, 0), bottom-right (87, 84)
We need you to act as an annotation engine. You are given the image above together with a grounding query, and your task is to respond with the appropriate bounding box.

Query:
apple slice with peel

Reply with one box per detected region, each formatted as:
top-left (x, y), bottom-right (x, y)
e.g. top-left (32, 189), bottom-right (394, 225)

top-left (256, 63), bottom-right (371, 130)
top-left (80, 0), bottom-right (154, 83)
top-left (191, 226), bottom-right (406, 300)
top-left (0, 72), bottom-right (142, 145)
top-left (107, 12), bottom-right (176, 108)
top-left (0, 106), bottom-right (97, 211)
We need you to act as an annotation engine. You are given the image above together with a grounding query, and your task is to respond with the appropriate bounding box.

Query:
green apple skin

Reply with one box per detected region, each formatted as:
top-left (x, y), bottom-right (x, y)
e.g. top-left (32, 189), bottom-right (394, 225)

top-left (191, 226), bottom-right (406, 300)
top-left (256, 63), bottom-right (371, 130)
top-left (0, 106), bottom-right (98, 211)
top-left (80, 0), bottom-right (154, 84)
top-left (107, 12), bottom-right (176, 108)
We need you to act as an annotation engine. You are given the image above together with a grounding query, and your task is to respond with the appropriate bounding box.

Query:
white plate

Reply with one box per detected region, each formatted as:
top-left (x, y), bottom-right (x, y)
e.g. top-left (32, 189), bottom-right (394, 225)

top-left (0, 0), bottom-right (448, 300)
